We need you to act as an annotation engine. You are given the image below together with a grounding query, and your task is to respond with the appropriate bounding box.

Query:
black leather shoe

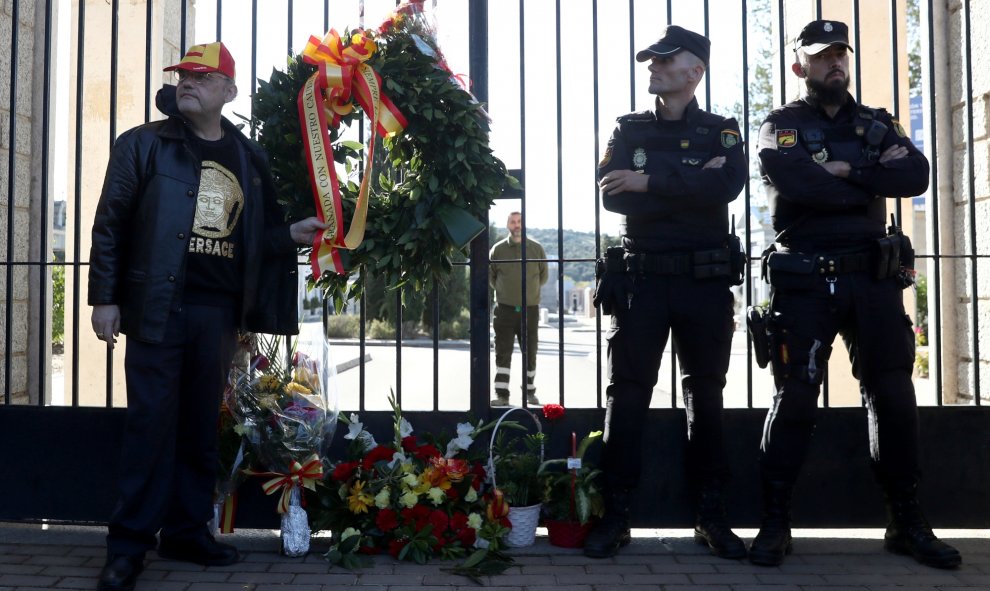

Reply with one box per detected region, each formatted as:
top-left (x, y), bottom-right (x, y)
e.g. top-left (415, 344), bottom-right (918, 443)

top-left (158, 534), bottom-right (240, 566)
top-left (97, 554), bottom-right (144, 591)
top-left (583, 515), bottom-right (631, 558)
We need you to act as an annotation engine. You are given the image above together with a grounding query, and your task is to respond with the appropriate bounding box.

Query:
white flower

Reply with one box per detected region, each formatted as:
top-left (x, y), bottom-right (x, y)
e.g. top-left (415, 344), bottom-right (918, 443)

top-left (388, 451), bottom-right (408, 469)
top-left (444, 422), bottom-right (476, 458)
top-left (374, 487), bottom-right (391, 509)
top-left (467, 512), bottom-right (483, 530)
top-left (399, 417), bottom-right (414, 438)
top-left (400, 490), bottom-right (419, 508)
top-left (464, 487), bottom-right (478, 503)
top-left (402, 473), bottom-right (420, 488)
top-left (427, 487), bottom-right (446, 506)
top-left (344, 414), bottom-right (363, 440)
top-left (341, 527), bottom-right (360, 540)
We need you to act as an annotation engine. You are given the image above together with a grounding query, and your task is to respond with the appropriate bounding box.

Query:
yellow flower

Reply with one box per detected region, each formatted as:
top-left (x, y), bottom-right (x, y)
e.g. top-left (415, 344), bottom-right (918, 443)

top-left (284, 381), bottom-right (312, 395)
top-left (374, 486), bottom-right (391, 509)
top-left (347, 480), bottom-right (374, 514)
top-left (259, 374), bottom-right (282, 392)
top-left (467, 512), bottom-right (483, 530)
top-left (427, 487), bottom-right (446, 506)
top-left (399, 490), bottom-right (419, 508)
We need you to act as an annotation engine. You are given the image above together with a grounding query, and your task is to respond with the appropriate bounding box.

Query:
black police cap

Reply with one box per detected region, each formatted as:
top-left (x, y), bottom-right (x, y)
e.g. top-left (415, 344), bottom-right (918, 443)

top-left (795, 20), bottom-right (854, 54)
top-left (635, 25), bottom-right (710, 67)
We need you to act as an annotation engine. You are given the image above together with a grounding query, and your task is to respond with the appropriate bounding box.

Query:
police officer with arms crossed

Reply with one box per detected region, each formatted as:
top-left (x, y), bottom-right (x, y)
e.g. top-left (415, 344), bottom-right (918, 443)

top-left (586, 25), bottom-right (747, 559)
top-left (750, 20), bottom-right (961, 569)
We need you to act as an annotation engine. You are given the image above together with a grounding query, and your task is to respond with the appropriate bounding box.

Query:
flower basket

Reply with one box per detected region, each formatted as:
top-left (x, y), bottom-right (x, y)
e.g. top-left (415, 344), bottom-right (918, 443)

top-left (546, 519), bottom-right (593, 548)
top-left (487, 407), bottom-right (544, 548)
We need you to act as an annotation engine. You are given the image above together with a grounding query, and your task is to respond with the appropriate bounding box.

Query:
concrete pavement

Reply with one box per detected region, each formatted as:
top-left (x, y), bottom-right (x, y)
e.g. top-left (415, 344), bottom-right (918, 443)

top-left (2, 523), bottom-right (988, 590)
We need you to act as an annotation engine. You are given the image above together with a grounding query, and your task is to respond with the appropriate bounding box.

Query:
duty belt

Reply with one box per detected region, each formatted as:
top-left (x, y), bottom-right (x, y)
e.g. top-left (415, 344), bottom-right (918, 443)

top-left (623, 252), bottom-right (691, 275)
top-left (813, 252), bottom-right (871, 275)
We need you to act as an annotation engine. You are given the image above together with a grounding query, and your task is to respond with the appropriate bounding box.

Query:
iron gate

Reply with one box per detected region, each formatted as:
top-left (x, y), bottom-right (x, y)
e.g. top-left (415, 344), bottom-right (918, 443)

top-left (1, 0), bottom-right (987, 527)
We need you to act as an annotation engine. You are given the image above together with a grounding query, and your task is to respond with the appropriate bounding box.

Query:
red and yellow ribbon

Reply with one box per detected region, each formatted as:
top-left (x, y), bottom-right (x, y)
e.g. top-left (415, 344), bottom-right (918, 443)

top-left (245, 454), bottom-right (324, 514)
top-left (219, 493), bottom-right (237, 534)
top-left (298, 30), bottom-right (407, 278)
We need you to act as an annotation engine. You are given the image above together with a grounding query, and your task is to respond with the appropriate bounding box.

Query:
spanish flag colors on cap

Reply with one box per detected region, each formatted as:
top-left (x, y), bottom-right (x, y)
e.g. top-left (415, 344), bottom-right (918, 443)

top-left (164, 42), bottom-right (236, 79)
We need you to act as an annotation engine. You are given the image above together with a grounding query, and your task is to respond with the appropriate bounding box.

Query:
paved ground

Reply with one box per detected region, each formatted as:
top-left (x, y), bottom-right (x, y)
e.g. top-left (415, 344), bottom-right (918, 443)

top-left (1, 524), bottom-right (988, 590)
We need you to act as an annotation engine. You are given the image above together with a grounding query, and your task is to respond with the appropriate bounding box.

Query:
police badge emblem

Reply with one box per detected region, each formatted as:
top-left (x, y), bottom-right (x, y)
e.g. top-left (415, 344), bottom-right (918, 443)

top-left (824, 22), bottom-right (833, 32)
top-left (632, 148), bottom-right (647, 169)
top-left (720, 129), bottom-right (740, 148)
top-left (812, 148), bottom-right (829, 163)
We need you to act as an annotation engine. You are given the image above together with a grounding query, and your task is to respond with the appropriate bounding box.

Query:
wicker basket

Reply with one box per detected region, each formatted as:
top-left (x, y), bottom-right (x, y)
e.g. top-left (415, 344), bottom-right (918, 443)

top-left (487, 406), bottom-right (544, 548)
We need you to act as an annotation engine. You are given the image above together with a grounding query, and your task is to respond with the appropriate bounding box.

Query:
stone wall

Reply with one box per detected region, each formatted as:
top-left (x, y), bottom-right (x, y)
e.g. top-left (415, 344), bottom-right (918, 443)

top-left (0, 0), bottom-right (36, 404)
top-left (944, 0), bottom-right (990, 402)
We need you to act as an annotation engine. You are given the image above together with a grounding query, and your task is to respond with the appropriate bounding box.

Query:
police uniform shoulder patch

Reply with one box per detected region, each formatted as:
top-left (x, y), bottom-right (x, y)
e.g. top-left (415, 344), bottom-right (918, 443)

top-left (892, 119), bottom-right (907, 138)
top-left (720, 129), bottom-right (740, 148)
top-left (598, 144), bottom-right (613, 168)
top-left (776, 129), bottom-right (797, 147)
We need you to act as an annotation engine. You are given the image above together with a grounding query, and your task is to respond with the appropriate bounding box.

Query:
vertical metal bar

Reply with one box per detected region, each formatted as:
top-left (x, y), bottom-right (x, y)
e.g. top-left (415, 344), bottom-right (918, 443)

top-left (4, 0), bottom-right (19, 404)
top-left (288, 0), bottom-right (294, 56)
top-left (38, 0), bottom-right (54, 406)
top-left (666, 0), bottom-right (672, 24)
top-left (395, 289), bottom-right (402, 407)
top-left (962, 0), bottom-right (981, 404)
top-left (180, 0), bottom-right (188, 53)
top-left (517, 0), bottom-right (529, 407)
top-left (815, 0), bottom-right (822, 18)
top-left (925, 0), bottom-right (943, 405)
top-left (71, 0), bottom-right (86, 407)
top-left (324, 0), bottom-right (329, 34)
top-left (777, 0), bottom-right (786, 106)
top-left (889, 0), bottom-right (902, 225)
top-left (468, 0), bottom-right (490, 415)
top-left (359, 286), bottom-right (367, 411)
top-left (852, 0), bottom-right (862, 102)
top-left (628, 0), bottom-right (635, 111)
top-left (144, 0), bottom-right (152, 123)
top-left (432, 281), bottom-right (440, 411)
top-left (216, 0), bottom-right (222, 40)
top-left (555, 0), bottom-right (564, 405)
top-left (741, 0), bottom-right (754, 408)
top-left (251, 0), bottom-right (258, 139)
top-left (110, 0), bottom-right (119, 144)
top-left (592, 0), bottom-right (603, 409)
top-left (703, 0), bottom-right (711, 107)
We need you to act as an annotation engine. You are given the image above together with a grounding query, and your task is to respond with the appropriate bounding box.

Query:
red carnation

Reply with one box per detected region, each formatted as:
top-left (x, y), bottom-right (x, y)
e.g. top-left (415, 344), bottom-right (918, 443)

top-left (400, 507), bottom-right (416, 525)
top-left (361, 445), bottom-right (396, 470)
top-left (387, 538), bottom-right (408, 558)
top-left (401, 435), bottom-right (418, 452)
top-left (250, 354), bottom-right (270, 371)
top-left (445, 487), bottom-right (459, 500)
top-left (457, 527), bottom-right (476, 547)
top-left (376, 508), bottom-right (399, 532)
top-left (414, 444), bottom-right (442, 460)
top-left (543, 403), bottom-right (565, 421)
top-left (357, 543), bottom-right (381, 555)
top-left (428, 510), bottom-right (449, 535)
top-left (450, 511), bottom-right (468, 532)
top-left (330, 461), bottom-right (358, 482)
top-left (411, 504), bottom-right (431, 521)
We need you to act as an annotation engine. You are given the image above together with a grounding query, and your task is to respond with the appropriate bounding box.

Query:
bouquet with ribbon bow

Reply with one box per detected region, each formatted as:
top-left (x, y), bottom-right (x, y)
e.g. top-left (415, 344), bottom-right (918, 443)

top-left (226, 334), bottom-right (338, 554)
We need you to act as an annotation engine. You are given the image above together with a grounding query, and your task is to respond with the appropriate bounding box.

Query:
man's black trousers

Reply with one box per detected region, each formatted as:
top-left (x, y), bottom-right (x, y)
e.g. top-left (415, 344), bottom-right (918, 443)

top-left (107, 304), bottom-right (237, 557)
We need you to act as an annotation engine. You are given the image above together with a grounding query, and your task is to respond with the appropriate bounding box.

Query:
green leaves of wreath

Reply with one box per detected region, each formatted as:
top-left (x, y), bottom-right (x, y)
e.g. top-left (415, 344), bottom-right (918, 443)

top-left (249, 30), bottom-right (518, 311)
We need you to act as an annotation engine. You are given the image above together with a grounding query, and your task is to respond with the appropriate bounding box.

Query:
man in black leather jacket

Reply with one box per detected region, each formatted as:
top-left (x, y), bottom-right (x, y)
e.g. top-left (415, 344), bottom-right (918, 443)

top-left (89, 42), bottom-right (326, 591)
top-left (585, 25), bottom-right (747, 560)
top-left (750, 21), bottom-right (961, 569)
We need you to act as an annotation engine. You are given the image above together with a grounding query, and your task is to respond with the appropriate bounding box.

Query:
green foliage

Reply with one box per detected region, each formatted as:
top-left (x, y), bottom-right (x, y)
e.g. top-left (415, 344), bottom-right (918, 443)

top-left (250, 29), bottom-right (513, 312)
top-left (491, 430), bottom-right (545, 507)
top-left (325, 314), bottom-right (361, 338)
top-left (51, 265), bottom-right (65, 346)
top-left (538, 431), bottom-right (604, 524)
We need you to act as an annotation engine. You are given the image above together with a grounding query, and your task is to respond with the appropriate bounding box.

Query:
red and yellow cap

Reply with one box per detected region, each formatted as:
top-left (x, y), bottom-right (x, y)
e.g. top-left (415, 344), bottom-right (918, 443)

top-left (163, 42), bottom-right (235, 79)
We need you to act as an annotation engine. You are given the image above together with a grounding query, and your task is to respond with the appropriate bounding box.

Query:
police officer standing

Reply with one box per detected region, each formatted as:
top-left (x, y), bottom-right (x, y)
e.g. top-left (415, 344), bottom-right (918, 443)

top-left (586, 25), bottom-right (747, 559)
top-left (751, 20), bottom-right (961, 569)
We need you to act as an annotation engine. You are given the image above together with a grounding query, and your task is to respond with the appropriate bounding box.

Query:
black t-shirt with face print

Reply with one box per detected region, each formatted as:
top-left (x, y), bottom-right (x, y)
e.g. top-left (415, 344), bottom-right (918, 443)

top-left (183, 132), bottom-right (244, 307)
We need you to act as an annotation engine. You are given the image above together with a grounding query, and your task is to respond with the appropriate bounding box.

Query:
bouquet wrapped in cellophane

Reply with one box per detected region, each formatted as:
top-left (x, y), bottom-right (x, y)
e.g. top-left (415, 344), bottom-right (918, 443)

top-left (225, 334), bottom-right (339, 555)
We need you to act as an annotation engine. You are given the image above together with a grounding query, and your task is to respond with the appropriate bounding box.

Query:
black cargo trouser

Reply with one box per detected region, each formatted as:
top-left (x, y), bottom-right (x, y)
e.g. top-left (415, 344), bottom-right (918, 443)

top-left (760, 271), bottom-right (919, 488)
top-left (602, 274), bottom-right (735, 491)
top-left (493, 303), bottom-right (540, 397)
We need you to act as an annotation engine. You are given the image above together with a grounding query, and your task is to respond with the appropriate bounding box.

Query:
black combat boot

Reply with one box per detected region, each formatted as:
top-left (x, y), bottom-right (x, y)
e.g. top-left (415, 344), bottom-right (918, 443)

top-left (748, 480), bottom-right (793, 566)
top-left (883, 482), bottom-right (961, 569)
top-left (694, 482), bottom-right (747, 559)
top-left (583, 488), bottom-right (632, 558)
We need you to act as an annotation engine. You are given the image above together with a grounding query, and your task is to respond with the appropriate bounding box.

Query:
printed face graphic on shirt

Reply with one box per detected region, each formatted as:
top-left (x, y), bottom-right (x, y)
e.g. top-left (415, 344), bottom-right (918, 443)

top-left (194, 161), bottom-right (244, 239)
